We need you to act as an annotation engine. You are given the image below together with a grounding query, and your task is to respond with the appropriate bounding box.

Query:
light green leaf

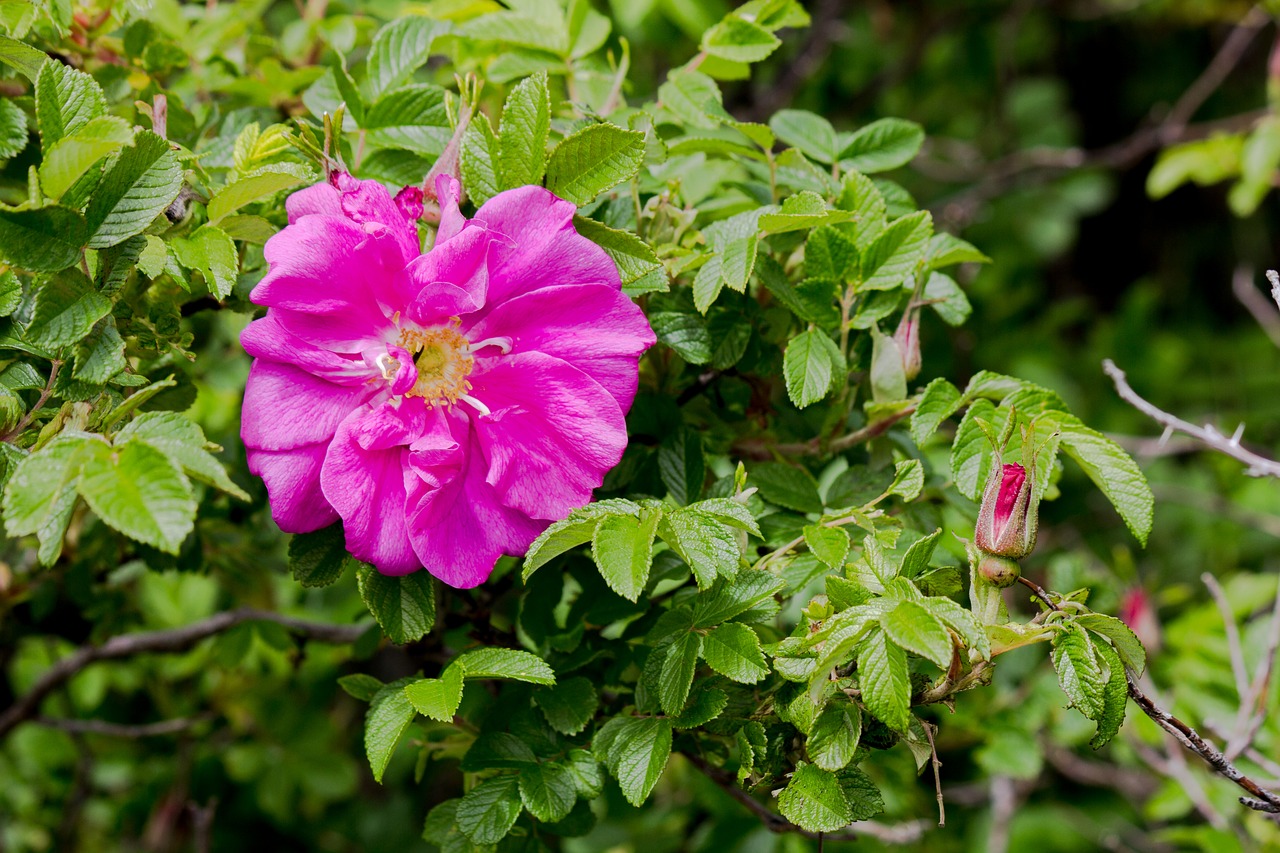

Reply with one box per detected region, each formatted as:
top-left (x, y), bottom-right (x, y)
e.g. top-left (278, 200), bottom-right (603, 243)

top-left (1077, 613), bottom-right (1147, 676)
top-left (804, 524), bottom-right (849, 571)
top-left (545, 123), bottom-right (645, 206)
top-left (759, 190), bottom-right (852, 233)
top-left (784, 329), bottom-right (845, 409)
top-left (0, 33), bottom-right (47, 80)
top-left (1057, 416), bottom-right (1154, 546)
top-left (522, 498), bottom-right (640, 579)
top-left (404, 666), bottom-right (465, 722)
top-left (171, 225), bottom-right (237, 300)
top-left (658, 68), bottom-right (732, 128)
top-left (35, 61), bottom-right (104, 148)
top-left (518, 762), bottom-right (577, 824)
top-left (658, 631), bottom-right (702, 714)
top-left (357, 567), bottom-right (436, 644)
top-left (650, 311), bottom-right (711, 364)
top-left (365, 678), bottom-right (418, 783)
top-left (702, 622), bottom-right (768, 683)
top-left (1089, 640), bottom-right (1128, 749)
top-left (460, 112), bottom-right (501, 205)
top-left (856, 627), bottom-right (911, 731)
top-left (534, 677), bottom-right (598, 735)
top-left (591, 507), bottom-right (660, 601)
top-left (364, 85), bottom-right (451, 157)
top-left (25, 269), bottom-right (111, 350)
top-left (498, 71), bottom-right (551, 188)
top-left (114, 412), bottom-right (249, 501)
top-left (859, 210), bottom-right (931, 291)
top-left (688, 497), bottom-right (761, 536)
top-left (595, 716), bottom-right (673, 807)
top-left (807, 697), bottom-right (862, 771)
top-left (777, 763), bottom-right (853, 833)
top-left (39, 116), bottom-right (133, 200)
top-left (366, 16), bottom-right (449, 101)
top-left (0, 205), bottom-right (87, 273)
top-left (888, 458), bottom-right (924, 502)
top-left (869, 323), bottom-right (906, 403)
top-left (839, 118), bottom-right (924, 173)
top-left (700, 16), bottom-right (781, 63)
top-left (287, 523), bottom-right (351, 588)
top-left (84, 130), bottom-right (183, 249)
top-left (71, 316), bottom-right (125, 384)
top-left (1147, 135), bottom-right (1242, 199)
top-left (770, 110), bottom-right (838, 164)
top-left (207, 166), bottom-right (307, 225)
top-left (949, 398), bottom-right (1005, 501)
top-left (2, 432), bottom-right (95, 563)
top-left (0, 98), bottom-right (27, 160)
top-left (692, 571), bottom-right (785, 626)
top-left (565, 748), bottom-right (604, 799)
top-left (456, 775), bottom-right (522, 845)
top-left (658, 508), bottom-right (738, 588)
top-left (573, 216), bottom-right (668, 295)
top-left (751, 462), bottom-right (823, 514)
top-left (923, 270), bottom-right (971, 326)
top-left (927, 232), bottom-right (990, 268)
top-left (721, 235), bottom-right (757, 293)
top-left (338, 673), bottom-right (384, 702)
top-left (1052, 622), bottom-right (1107, 721)
top-left (917, 595), bottom-right (991, 660)
top-left (881, 599), bottom-right (953, 669)
top-left (457, 647), bottom-right (555, 685)
top-left (78, 440), bottom-right (195, 554)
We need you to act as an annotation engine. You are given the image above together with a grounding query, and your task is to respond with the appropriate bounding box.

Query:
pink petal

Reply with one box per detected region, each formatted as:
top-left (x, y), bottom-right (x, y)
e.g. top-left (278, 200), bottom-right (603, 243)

top-left (241, 312), bottom-right (373, 386)
top-left (403, 225), bottom-right (492, 324)
top-left (472, 186), bottom-right (621, 305)
top-left (434, 174), bottom-right (466, 243)
top-left (333, 172), bottom-right (421, 262)
top-left (247, 443), bottom-right (338, 532)
top-left (464, 283), bottom-right (654, 410)
top-left (469, 352), bottom-right (627, 520)
top-left (320, 405), bottom-right (422, 575)
top-left (286, 183), bottom-right (343, 222)
top-left (241, 361), bottom-right (372, 452)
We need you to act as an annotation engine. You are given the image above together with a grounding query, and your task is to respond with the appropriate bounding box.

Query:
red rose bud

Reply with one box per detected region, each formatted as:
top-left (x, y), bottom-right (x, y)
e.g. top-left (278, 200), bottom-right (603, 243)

top-left (1120, 588), bottom-right (1162, 653)
top-left (974, 462), bottom-right (1038, 558)
top-left (893, 307), bottom-right (921, 381)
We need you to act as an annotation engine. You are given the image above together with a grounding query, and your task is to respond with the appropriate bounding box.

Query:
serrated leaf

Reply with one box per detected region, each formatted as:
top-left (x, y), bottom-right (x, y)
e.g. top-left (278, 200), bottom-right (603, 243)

top-left (0, 34), bottom-right (47, 81)
top-left (338, 673), bottom-right (384, 702)
top-left (658, 508), bottom-right (739, 588)
top-left (2, 432), bottom-right (95, 562)
top-left (564, 748), bottom-right (604, 799)
top-left (900, 529), bottom-right (941, 578)
top-left (35, 61), bottom-right (104, 148)
top-left (804, 524), bottom-right (849, 571)
top-left (39, 116), bottom-right (133, 200)
top-left (888, 458), bottom-right (924, 501)
top-left (949, 398), bottom-right (1006, 501)
top-left (357, 566), bottom-right (436, 644)
top-left (838, 765), bottom-right (886, 821)
top-left (910, 377), bottom-right (962, 445)
top-left (700, 16), bottom-right (781, 63)
top-left (778, 763), bottom-right (853, 833)
top-left (881, 599), bottom-right (953, 668)
top-left (522, 498), bottom-right (641, 579)
top-left (404, 665), bottom-right (465, 722)
top-left (114, 412), bottom-right (249, 500)
top-left (364, 85), bottom-right (451, 157)
top-left (917, 596), bottom-right (990, 660)
top-left (927, 232), bottom-right (990, 268)
top-left (860, 210), bottom-right (930, 291)
top-left (689, 497), bottom-right (761, 536)
top-left (752, 461), bottom-right (823, 514)
top-left (770, 110), bottom-right (839, 164)
top-left (461, 113), bottom-right (500, 206)
top-left (519, 762), bottom-right (576, 824)
top-left (856, 627), bottom-right (911, 731)
top-left (1077, 613), bottom-right (1147, 676)
top-left (595, 716), bottom-right (672, 807)
top-left (691, 253), bottom-right (724, 313)
top-left (1057, 416), bottom-right (1154, 546)
top-left (287, 523), bottom-right (350, 588)
top-left (1052, 623), bottom-right (1107, 721)
top-left (171, 225), bottom-right (237, 300)
top-left (456, 774), bottom-right (522, 845)
top-left (573, 216), bottom-right (668, 295)
top-left (457, 647), bottom-right (555, 685)
top-left (1089, 640), bottom-right (1128, 749)
top-left (0, 271), bottom-right (20, 317)
top-left (535, 677), bottom-right (598, 735)
top-left (693, 571), bottom-right (784, 626)
top-left (658, 68), bottom-right (732, 128)
top-left (25, 269), bottom-right (111, 350)
top-left (759, 190), bottom-right (852, 233)
top-left (591, 507), bottom-right (660, 601)
top-left (366, 16), bottom-right (449, 101)
top-left (924, 271), bottom-right (971, 326)
top-left (78, 440), bottom-right (195, 554)
top-left (207, 166), bottom-right (307, 225)
top-left (545, 123), bottom-right (645, 206)
top-left (657, 428), bottom-right (704, 505)
top-left (0, 205), bottom-right (87, 272)
top-left (808, 697), bottom-right (862, 771)
top-left (365, 678), bottom-right (418, 783)
top-left (498, 71), bottom-right (551, 188)
top-left (702, 622), bottom-right (768, 683)
top-left (658, 631), bottom-right (701, 714)
top-left (70, 316), bottom-right (124, 384)
top-left (784, 329), bottom-right (844, 409)
top-left (650, 311), bottom-right (711, 364)
top-left (84, 130), bottom-right (183, 249)
top-left (839, 118), bottom-right (924, 173)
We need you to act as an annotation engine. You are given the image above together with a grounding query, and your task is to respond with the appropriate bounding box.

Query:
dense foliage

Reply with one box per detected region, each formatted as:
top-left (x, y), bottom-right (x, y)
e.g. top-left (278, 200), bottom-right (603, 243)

top-left (2, 1), bottom-right (1279, 852)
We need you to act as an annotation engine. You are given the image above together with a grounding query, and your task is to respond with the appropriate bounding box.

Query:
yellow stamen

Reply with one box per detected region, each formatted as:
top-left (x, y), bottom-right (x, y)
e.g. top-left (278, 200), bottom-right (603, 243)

top-left (397, 324), bottom-right (474, 407)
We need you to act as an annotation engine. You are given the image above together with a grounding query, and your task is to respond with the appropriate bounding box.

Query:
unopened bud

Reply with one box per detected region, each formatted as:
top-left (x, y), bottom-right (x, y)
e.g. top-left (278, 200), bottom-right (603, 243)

top-left (977, 553), bottom-right (1021, 588)
top-left (892, 308), bottom-right (921, 381)
top-left (974, 462), bottom-right (1038, 559)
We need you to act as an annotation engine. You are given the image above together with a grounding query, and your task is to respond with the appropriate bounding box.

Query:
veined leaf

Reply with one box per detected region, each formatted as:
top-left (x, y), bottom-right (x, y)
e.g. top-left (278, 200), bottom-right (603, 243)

top-left (855, 626), bottom-right (911, 732)
top-left (702, 622), bottom-right (768, 683)
top-left (545, 123), bottom-right (645, 206)
top-left (84, 130), bottom-right (183, 249)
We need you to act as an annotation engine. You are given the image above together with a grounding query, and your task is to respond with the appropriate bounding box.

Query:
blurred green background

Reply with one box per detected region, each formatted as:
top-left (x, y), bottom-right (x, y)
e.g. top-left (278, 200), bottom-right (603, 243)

top-left (3, 1), bottom-right (1280, 851)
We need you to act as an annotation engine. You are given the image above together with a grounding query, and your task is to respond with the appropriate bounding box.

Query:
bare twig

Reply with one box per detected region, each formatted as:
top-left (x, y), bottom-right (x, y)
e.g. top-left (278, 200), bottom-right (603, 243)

top-left (35, 715), bottom-right (211, 738)
top-left (680, 751), bottom-right (929, 844)
top-left (1160, 5), bottom-right (1270, 141)
top-left (190, 797), bottom-right (218, 853)
top-left (1202, 573), bottom-right (1252, 704)
top-left (1103, 359), bottom-right (1280, 478)
top-left (1225, 578), bottom-right (1280, 760)
top-left (922, 721), bottom-right (945, 827)
top-left (987, 775), bottom-right (1017, 853)
top-left (0, 609), bottom-right (368, 738)
top-left (1232, 266), bottom-right (1280, 348)
top-left (733, 407), bottom-right (914, 460)
top-left (1269, 269), bottom-right (1280, 314)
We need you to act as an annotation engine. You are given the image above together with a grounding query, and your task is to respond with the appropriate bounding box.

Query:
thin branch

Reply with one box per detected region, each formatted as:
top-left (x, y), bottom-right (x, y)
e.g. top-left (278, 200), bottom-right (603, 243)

top-left (1269, 269), bottom-right (1280, 314)
top-left (733, 407), bottom-right (914, 460)
top-left (1125, 674), bottom-right (1280, 814)
top-left (1225, 578), bottom-right (1280, 760)
top-left (680, 751), bottom-right (929, 844)
top-left (1202, 572), bottom-right (1252, 704)
top-left (0, 609), bottom-right (368, 738)
top-left (1161, 5), bottom-right (1270, 139)
top-left (2, 360), bottom-right (62, 442)
top-left (35, 715), bottom-right (211, 738)
top-left (987, 775), bottom-right (1018, 853)
top-left (922, 721), bottom-right (946, 827)
top-left (1103, 358), bottom-right (1280, 478)
top-left (1232, 266), bottom-right (1280, 348)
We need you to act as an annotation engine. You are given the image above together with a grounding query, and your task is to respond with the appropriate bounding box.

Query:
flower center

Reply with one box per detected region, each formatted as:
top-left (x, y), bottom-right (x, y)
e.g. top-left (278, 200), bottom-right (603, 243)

top-left (398, 324), bottom-right (474, 407)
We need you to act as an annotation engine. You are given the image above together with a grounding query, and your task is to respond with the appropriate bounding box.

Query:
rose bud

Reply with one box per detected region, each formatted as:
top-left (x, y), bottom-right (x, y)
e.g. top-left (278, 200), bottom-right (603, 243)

top-left (976, 553), bottom-right (1021, 588)
top-left (892, 305), bottom-right (921, 381)
top-left (1119, 587), bottom-right (1162, 653)
top-left (974, 461), bottom-right (1038, 559)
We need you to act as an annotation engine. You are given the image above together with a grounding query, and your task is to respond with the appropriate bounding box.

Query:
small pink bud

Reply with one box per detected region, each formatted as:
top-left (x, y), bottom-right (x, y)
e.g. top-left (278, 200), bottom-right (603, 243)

top-left (975, 462), bottom-right (1038, 558)
top-left (1120, 588), bottom-right (1162, 653)
top-left (893, 307), bottom-right (921, 381)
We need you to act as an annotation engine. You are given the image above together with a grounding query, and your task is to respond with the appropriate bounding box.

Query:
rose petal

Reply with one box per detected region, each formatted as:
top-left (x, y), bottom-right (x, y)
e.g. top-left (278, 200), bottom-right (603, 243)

top-left (247, 443), bottom-right (338, 532)
top-left (334, 172), bottom-right (421, 262)
top-left (241, 361), bottom-right (372, 451)
top-left (241, 312), bottom-right (373, 386)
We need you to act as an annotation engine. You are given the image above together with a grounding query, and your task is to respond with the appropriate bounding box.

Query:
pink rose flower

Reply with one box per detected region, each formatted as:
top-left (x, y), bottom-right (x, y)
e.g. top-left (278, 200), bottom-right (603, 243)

top-left (240, 173), bottom-right (655, 587)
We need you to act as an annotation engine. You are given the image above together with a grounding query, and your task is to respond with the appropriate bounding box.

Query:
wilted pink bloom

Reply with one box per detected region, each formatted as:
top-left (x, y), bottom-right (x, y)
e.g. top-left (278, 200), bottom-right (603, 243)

top-left (241, 173), bottom-right (654, 587)
top-left (974, 462), bottom-right (1038, 558)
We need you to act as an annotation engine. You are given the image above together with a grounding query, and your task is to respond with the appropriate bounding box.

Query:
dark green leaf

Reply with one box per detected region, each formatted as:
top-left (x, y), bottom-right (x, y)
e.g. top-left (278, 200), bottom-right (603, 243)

top-left (357, 567), bottom-right (436, 644)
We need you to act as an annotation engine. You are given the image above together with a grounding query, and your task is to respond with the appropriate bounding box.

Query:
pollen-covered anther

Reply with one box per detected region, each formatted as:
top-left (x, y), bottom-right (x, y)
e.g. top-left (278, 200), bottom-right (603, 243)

top-left (397, 325), bottom-right (475, 406)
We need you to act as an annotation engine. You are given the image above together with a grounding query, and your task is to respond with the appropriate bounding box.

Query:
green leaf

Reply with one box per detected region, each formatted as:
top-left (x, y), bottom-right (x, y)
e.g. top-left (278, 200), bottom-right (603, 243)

top-left (287, 523), bottom-right (351, 588)
top-left (859, 210), bottom-right (931, 291)
top-left (364, 85), bottom-right (451, 157)
top-left (804, 524), bottom-right (849, 571)
top-left (691, 253), bottom-right (724, 313)
top-left (84, 130), bottom-right (183, 249)
top-left (917, 595), bottom-right (991, 660)
top-left (693, 571), bottom-right (785, 626)
top-left (522, 498), bottom-right (640, 578)
top-left (456, 775), bottom-right (522, 845)
top-left (759, 190), bottom-right (852, 233)
top-left (688, 497), bottom-right (761, 536)
top-left (658, 508), bottom-right (739, 588)
top-left (207, 166), bottom-right (307, 225)
top-left (888, 458), bottom-right (924, 502)
top-left (658, 68), bottom-right (732, 128)
top-left (1077, 613), bottom-right (1147, 676)
top-left (519, 762), bottom-right (577, 824)
top-left (1052, 622), bottom-right (1107, 721)
top-left (0, 33), bottom-right (47, 80)
top-left (751, 462), bottom-right (823, 513)
top-left (721, 235), bottom-right (757, 293)
top-left (595, 716), bottom-right (673, 807)
top-left (534, 677), bottom-right (598, 735)
top-left (338, 673), bottom-right (384, 702)
top-left (366, 16), bottom-right (449, 101)
top-left (924, 271), bottom-right (971, 326)
top-left (78, 440), bottom-right (195, 554)
top-left (1089, 640), bottom-right (1128, 749)
top-left (770, 110), bottom-right (839, 164)
top-left (650, 311), bottom-right (711, 364)
top-left (0, 270), bottom-right (20, 317)
top-left (460, 113), bottom-right (501, 206)
top-left (171, 225), bottom-right (238, 300)
top-left (35, 61), bottom-right (104, 148)
top-left (456, 647), bottom-right (555, 685)
top-left (838, 765), bottom-right (886, 821)
top-left (364, 678), bottom-right (418, 783)
top-left (591, 507), bottom-right (660, 601)
top-left (0, 206), bottom-right (87, 272)
top-left (839, 118), bottom-right (924, 173)
top-left (910, 377), bottom-right (962, 446)
top-left (783, 329), bottom-right (845, 409)
top-left (564, 748), bottom-right (604, 799)
top-left (461, 9), bottom-right (568, 54)
top-left (881, 599), bottom-right (953, 669)
top-left (702, 622), bottom-right (768, 683)
top-left (39, 116), bottom-right (133, 200)
top-left (657, 428), bottom-right (704, 505)
top-left (2, 432), bottom-right (95, 563)
top-left (545, 123), bottom-right (646, 205)
top-left (927, 232), bottom-right (990, 269)
top-left (777, 763), bottom-right (853, 833)
top-left (856, 627), bottom-right (911, 731)
top-left (1057, 416), bottom-right (1154, 546)
top-left (25, 269), bottom-right (111, 350)
top-left (114, 411), bottom-right (249, 500)
top-left (807, 696), bottom-right (862, 771)
top-left (71, 316), bottom-right (125, 384)
top-left (1147, 135), bottom-right (1242, 199)
top-left (498, 71), bottom-right (551, 189)
top-left (700, 16), bottom-right (781, 63)
top-left (357, 567), bottom-right (436, 644)
top-left (868, 323), bottom-right (906, 403)
top-left (658, 631), bottom-right (702, 714)
top-left (100, 376), bottom-right (176, 429)
top-left (404, 665), bottom-right (465, 722)
top-left (949, 398), bottom-right (1005, 501)
top-left (573, 216), bottom-right (668, 295)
